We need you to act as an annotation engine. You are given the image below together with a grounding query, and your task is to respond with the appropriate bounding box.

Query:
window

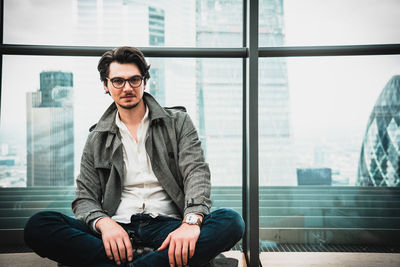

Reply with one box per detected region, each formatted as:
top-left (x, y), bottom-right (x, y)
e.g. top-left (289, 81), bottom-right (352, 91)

top-left (260, 0), bottom-right (400, 46)
top-left (1, 0), bottom-right (400, 265)
top-left (1, 56), bottom-right (242, 187)
top-left (259, 55), bottom-right (400, 246)
top-left (4, 0), bottom-right (242, 47)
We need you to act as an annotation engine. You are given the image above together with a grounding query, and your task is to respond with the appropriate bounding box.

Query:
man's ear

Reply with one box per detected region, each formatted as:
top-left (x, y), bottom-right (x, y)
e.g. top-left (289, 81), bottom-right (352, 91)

top-left (104, 85), bottom-right (110, 94)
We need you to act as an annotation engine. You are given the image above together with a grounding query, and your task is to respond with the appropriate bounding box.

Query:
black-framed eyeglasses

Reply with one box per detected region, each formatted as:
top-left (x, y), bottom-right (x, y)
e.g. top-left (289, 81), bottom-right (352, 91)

top-left (106, 75), bottom-right (144, 89)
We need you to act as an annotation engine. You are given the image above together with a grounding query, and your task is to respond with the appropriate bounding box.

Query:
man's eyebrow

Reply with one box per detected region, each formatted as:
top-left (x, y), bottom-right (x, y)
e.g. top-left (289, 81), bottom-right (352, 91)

top-left (110, 75), bottom-right (141, 79)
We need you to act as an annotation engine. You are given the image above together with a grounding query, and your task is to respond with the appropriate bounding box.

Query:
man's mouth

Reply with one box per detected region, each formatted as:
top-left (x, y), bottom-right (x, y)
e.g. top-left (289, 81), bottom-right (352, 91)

top-left (122, 95), bottom-right (135, 99)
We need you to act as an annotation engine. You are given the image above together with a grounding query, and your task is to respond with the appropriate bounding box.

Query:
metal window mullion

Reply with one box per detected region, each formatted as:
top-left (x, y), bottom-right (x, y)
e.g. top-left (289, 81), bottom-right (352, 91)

top-left (246, 0), bottom-right (260, 266)
top-left (0, 44), bottom-right (247, 58)
top-left (241, 0), bottom-right (248, 258)
top-left (0, 0), bottom-right (4, 120)
top-left (258, 44), bottom-right (400, 57)
top-left (0, 0), bottom-right (3, 45)
top-left (2, 44), bottom-right (400, 58)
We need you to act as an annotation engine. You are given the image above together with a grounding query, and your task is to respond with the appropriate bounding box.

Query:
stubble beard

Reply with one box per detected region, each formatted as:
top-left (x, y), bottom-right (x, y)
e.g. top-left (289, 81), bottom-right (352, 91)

top-left (117, 98), bottom-right (142, 110)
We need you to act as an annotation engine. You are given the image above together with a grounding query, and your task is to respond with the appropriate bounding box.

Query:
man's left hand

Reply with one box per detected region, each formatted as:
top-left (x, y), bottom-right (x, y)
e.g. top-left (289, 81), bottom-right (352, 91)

top-left (157, 222), bottom-right (201, 267)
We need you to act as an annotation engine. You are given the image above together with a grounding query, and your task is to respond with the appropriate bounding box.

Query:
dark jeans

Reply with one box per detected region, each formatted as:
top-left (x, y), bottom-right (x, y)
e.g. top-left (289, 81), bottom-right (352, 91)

top-left (24, 209), bottom-right (244, 267)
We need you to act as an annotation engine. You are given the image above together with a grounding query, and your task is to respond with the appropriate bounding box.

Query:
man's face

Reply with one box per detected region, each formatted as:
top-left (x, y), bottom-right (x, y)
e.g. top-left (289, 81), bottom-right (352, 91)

top-left (105, 62), bottom-right (145, 110)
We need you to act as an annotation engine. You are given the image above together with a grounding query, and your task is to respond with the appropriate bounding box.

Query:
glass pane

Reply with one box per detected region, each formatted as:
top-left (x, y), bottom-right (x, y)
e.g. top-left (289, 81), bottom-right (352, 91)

top-left (4, 0), bottom-right (243, 47)
top-left (259, 0), bottom-right (400, 46)
top-left (0, 56), bottom-right (108, 187)
top-left (258, 55), bottom-right (400, 248)
top-left (0, 56), bottom-right (242, 230)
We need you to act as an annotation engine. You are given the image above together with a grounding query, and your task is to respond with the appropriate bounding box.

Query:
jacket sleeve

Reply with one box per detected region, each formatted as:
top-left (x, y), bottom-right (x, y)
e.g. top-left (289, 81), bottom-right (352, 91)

top-left (71, 132), bottom-right (109, 230)
top-left (177, 113), bottom-right (212, 217)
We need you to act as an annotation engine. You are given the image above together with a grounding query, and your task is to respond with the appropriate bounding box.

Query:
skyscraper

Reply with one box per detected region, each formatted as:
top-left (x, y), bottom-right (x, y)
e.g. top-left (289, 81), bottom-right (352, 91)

top-left (26, 71), bottom-right (74, 186)
top-left (196, 0), bottom-right (295, 185)
top-left (148, 5), bottom-right (166, 106)
top-left (258, 0), bottom-right (296, 186)
top-left (357, 75), bottom-right (400, 187)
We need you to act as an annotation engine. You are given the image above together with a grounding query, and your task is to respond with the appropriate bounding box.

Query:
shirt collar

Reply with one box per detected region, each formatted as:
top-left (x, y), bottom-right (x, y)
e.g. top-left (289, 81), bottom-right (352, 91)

top-left (91, 93), bottom-right (170, 133)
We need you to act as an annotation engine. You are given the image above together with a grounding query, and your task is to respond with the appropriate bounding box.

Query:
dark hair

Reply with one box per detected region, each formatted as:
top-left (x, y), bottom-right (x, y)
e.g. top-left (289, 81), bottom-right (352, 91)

top-left (97, 46), bottom-right (151, 85)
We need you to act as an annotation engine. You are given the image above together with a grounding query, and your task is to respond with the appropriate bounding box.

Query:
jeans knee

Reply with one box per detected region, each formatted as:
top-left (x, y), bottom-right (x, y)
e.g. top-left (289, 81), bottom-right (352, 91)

top-left (215, 209), bottom-right (245, 243)
top-left (24, 211), bottom-right (61, 247)
top-left (227, 209), bottom-right (245, 241)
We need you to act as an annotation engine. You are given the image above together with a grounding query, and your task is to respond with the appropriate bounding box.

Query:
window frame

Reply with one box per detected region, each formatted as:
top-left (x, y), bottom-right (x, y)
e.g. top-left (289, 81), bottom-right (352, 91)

top-left (1, 0), bottom-right (400, 266)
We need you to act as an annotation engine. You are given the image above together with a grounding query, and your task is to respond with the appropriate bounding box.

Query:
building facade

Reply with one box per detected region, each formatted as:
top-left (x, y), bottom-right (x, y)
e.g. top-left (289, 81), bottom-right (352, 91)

top-left (196, 0), bottom-right (295, 185)
top-left (26, 71), bottom-right (74, 186)
top-left (358, 75), bottom-right (400, 187)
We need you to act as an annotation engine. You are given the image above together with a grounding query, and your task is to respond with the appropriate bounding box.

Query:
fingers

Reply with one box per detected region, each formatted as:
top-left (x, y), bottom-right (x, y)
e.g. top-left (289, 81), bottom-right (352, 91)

top-left (174, 240), bottom-right (183, 267)
top-left (98, 218), bottom-right (133, 265)
top-left (189, 239), bottom-right (196, 259)
top-left (166, 239), bottom-right (192, 267)
top-left (182, 242), bottom-right (189, 266)
top-left (158, 234), bottom-right (171, 251)
top-left (110, 241), bottom-right (121, 265)
top-left (103, 236), bottom-right (130, 265)
top-left (103, 240), bottom-right (113, 261)
top-left (168, 239), bottom-right (176, 267)
top-left (161, 224), bottom-right (201, 266)
top-left (117, 239), bottom-right (126, 263)
top-left (123, 235), bottom-right (133, 262)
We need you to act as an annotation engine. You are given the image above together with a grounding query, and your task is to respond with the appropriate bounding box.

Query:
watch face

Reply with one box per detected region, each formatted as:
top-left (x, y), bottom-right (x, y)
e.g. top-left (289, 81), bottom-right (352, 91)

top-left (186, 215), bottom-right (198, 224)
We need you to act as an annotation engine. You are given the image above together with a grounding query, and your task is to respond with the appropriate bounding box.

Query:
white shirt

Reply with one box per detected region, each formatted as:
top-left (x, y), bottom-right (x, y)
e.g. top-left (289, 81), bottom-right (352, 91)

top-left (111, 105), bottom-right (181, 224)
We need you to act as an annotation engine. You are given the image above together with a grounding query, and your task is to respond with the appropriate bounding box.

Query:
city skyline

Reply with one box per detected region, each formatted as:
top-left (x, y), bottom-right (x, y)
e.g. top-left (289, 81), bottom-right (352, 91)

top-left (1, 0), bottom-right (400, 187)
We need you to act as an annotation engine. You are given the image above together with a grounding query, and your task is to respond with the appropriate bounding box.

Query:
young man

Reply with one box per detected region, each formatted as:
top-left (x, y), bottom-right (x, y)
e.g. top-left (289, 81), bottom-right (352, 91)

top-left (24, 46), bottom-right (244, 267)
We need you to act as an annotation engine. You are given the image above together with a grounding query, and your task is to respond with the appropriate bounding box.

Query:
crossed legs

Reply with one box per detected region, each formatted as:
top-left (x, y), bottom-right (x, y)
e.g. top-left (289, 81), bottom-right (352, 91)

top-left (24, 209), bottom-right (244, 267)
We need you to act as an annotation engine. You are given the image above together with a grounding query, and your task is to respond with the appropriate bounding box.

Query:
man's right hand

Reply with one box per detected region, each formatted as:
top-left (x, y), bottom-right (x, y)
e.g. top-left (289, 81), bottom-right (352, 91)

top-left (96, 217), bottom-right (133, 265)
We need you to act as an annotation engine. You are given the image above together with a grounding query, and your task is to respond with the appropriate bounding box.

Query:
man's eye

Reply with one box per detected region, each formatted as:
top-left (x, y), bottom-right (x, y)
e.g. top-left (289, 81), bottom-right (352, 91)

top-left (113, 78), bottom-right (124, 85)
top-left (130, 76), bottom-right (141, 83)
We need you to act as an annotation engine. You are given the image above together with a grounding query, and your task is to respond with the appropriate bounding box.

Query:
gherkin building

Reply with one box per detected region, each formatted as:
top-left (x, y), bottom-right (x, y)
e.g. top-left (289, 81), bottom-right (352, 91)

top-left (357, 75), bottom-right (400, 186)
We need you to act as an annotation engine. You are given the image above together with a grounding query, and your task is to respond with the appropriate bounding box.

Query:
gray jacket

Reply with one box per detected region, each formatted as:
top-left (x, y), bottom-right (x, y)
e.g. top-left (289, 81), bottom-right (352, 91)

top-left (72, 92), bottom-right (212, 228)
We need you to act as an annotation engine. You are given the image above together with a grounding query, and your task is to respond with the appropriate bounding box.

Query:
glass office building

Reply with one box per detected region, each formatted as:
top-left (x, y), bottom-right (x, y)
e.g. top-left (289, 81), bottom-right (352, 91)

top-left (358, 75), bottom-right (400, 187)
top-left (26, 71), bottom-right (74, 186)
top-left (198, 0), bottom-right (295, 186)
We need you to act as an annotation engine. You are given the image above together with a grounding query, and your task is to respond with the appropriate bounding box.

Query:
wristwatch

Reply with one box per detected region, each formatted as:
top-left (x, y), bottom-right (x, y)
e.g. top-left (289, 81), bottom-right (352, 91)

top-left (183, 213), bottom-right (202, 226)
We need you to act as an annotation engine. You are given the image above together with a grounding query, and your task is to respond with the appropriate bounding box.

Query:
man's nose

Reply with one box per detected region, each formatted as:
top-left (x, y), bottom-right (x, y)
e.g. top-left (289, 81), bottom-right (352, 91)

top-left (122, 81), bottom-right (134, 91)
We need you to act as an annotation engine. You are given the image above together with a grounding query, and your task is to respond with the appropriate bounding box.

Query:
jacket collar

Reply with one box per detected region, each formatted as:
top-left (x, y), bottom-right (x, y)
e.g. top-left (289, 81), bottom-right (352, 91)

top-left (92, 92), bottom-right (169, 133)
